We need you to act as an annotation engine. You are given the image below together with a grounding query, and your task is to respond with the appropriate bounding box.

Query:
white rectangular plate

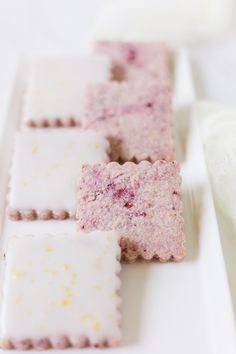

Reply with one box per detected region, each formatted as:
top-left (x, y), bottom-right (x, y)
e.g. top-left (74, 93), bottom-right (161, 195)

top-left (0, 50), bottom-right (235, 354)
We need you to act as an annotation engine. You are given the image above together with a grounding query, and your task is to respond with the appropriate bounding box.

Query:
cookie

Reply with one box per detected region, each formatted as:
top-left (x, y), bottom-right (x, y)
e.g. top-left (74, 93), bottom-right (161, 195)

top-left (0, 232), bottom-right (121, 349)
top-left (7, 130), bottom-right (110, 220)
top-left (77, 161), bottom-right (185, 261)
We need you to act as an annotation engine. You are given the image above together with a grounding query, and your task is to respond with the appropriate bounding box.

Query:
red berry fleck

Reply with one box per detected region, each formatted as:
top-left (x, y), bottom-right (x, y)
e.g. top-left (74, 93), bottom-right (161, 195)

top-left (124, 202), bottom-right (133, 209)
top-left (134, 211), bottom-right (147, 217)
top-left (113, 188), bottom-right (126, 199)
top-left (126, 48), bottom-right (136, 62)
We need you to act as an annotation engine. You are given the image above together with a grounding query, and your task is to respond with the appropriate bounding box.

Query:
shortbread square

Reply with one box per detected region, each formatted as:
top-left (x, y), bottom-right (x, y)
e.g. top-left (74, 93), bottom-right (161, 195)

top-left (8, 130), bottom-right (110, 220)
top-left (0, 232), bottom-right (121, 349)
top-left (23, 56), bottom-right (111, 127)
top-left (95, 41), bottom-right (169, 82)
top-left (84, 81), bottom-right (175, 162)
top-left (77, 161), bottom-right (185, 261)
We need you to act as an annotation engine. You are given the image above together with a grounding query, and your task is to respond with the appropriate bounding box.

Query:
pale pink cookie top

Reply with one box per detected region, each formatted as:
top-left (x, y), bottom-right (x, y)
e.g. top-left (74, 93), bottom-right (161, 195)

top-left (84, 82), bottom-right (174, 162)
top-left (0, 232), bottom-right (121, 349)
top-left (95, 40), bottom-right (170, 82)
top-left (77, 161), bottom-right (185, 261)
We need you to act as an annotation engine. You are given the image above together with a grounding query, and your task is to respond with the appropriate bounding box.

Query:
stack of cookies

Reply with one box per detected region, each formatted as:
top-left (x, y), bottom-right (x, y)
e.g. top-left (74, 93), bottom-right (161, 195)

top-left (1, 41), bottom-right (185, 349)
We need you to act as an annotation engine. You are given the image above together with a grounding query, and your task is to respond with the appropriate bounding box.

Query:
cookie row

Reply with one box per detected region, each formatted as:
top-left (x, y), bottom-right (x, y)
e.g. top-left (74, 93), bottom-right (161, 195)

top-left (1, 40), bottom-right (184, 350)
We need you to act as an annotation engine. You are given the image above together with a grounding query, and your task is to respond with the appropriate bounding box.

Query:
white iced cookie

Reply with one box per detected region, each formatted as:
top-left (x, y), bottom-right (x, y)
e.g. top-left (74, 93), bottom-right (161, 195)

top-left (0, 232), bottom-right (121, 349)
top-left (8, 130), bottom-right (110, 220)
top-left (23, 55), bottom-right (112, 127)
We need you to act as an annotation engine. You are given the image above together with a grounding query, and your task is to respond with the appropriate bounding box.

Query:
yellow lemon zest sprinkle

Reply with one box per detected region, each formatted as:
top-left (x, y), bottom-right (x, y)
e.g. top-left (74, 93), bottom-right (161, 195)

top-left (51, 163), bottom-right (60, 169)
top-left (63, 264), bottom-right (70, 271)
top-left (93, 321), bottom-right (101, 332)
top-left (95, 144), bottom-right (100, 149)
top-left (80, 313), bottom-right (93, 321)
top-left (22, 181), bottom-right (28, 187)
top-left (61, 298), bottom-right (71, 306)
top-left (61, 286), bottom-right (73, 304)
top-left (32, 146), bottom-right (38, 153)
top-left (106, 234), bottom-right (112, 241)
top-left (14, 271), bottom-right (23, 279)
top-left (46, 246), bottom-right (53, 253)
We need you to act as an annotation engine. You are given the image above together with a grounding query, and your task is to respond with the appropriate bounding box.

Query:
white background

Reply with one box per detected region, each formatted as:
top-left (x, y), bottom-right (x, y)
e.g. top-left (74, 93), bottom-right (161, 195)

top-left (0, 0), bottom-right (236, 130)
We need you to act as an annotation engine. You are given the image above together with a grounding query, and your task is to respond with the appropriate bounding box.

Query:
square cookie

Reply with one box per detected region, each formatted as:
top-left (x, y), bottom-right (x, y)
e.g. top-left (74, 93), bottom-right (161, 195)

top-left (77, 161), bottom-right (185, 261)
top-left (95, 40), bottom-right (170, 82)
top-left (0, 232), bottom-right (121, 349)
top-left (84, 81), bottom-right (175, 162)
top-left (8, 130), bottom-right (110, 220)
top-left (23, 55), bottom-right (111, 127)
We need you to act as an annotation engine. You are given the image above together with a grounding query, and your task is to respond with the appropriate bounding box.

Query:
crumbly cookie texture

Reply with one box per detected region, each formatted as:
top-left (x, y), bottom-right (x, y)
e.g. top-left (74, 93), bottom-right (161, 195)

top-left (7, 130), bottom-right (110, 220)
top-left (23, 55), bottom-right (112, 127)
top-left (95, 40), bottom-right (170, 82)
top-left (0, 232), bottom-right (121, 349)
top-left (84, 81), bottom-right (174, 162)
top-left (77, 161), bottom-right (185, 262)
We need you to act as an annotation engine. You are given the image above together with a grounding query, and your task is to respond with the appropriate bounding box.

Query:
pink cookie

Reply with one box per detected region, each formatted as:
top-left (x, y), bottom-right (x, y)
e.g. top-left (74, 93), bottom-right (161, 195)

top-left (84, 81), bottom-right (175, 162)
top-left (76, 161), bottom-right (185, 262)
top-left (95, 40), bottom-right (170, 82)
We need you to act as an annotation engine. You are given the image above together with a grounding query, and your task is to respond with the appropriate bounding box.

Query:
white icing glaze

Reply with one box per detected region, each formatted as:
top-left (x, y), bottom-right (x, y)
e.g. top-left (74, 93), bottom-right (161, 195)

top-left (1, 231), bottom-right (121, 342)
top-left (8, 130), bottom-right (109, 212)
top-left (23, 55), bottom-right (111, 123)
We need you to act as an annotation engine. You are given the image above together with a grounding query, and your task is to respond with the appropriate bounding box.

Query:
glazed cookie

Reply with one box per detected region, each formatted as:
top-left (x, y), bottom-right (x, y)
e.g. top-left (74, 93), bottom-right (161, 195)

top-left (0, 232), bottom-right (121, 349)
top-left (84, 81), bottom-right (174, 162)
top-left (7, 130), bottom-right (110, 220)
top-left (23, 55), bottom-right (112, 127)
top-left (77, 161), bottom-right (185, 261)
top-left (95, 40), bottom-right (170, 82)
